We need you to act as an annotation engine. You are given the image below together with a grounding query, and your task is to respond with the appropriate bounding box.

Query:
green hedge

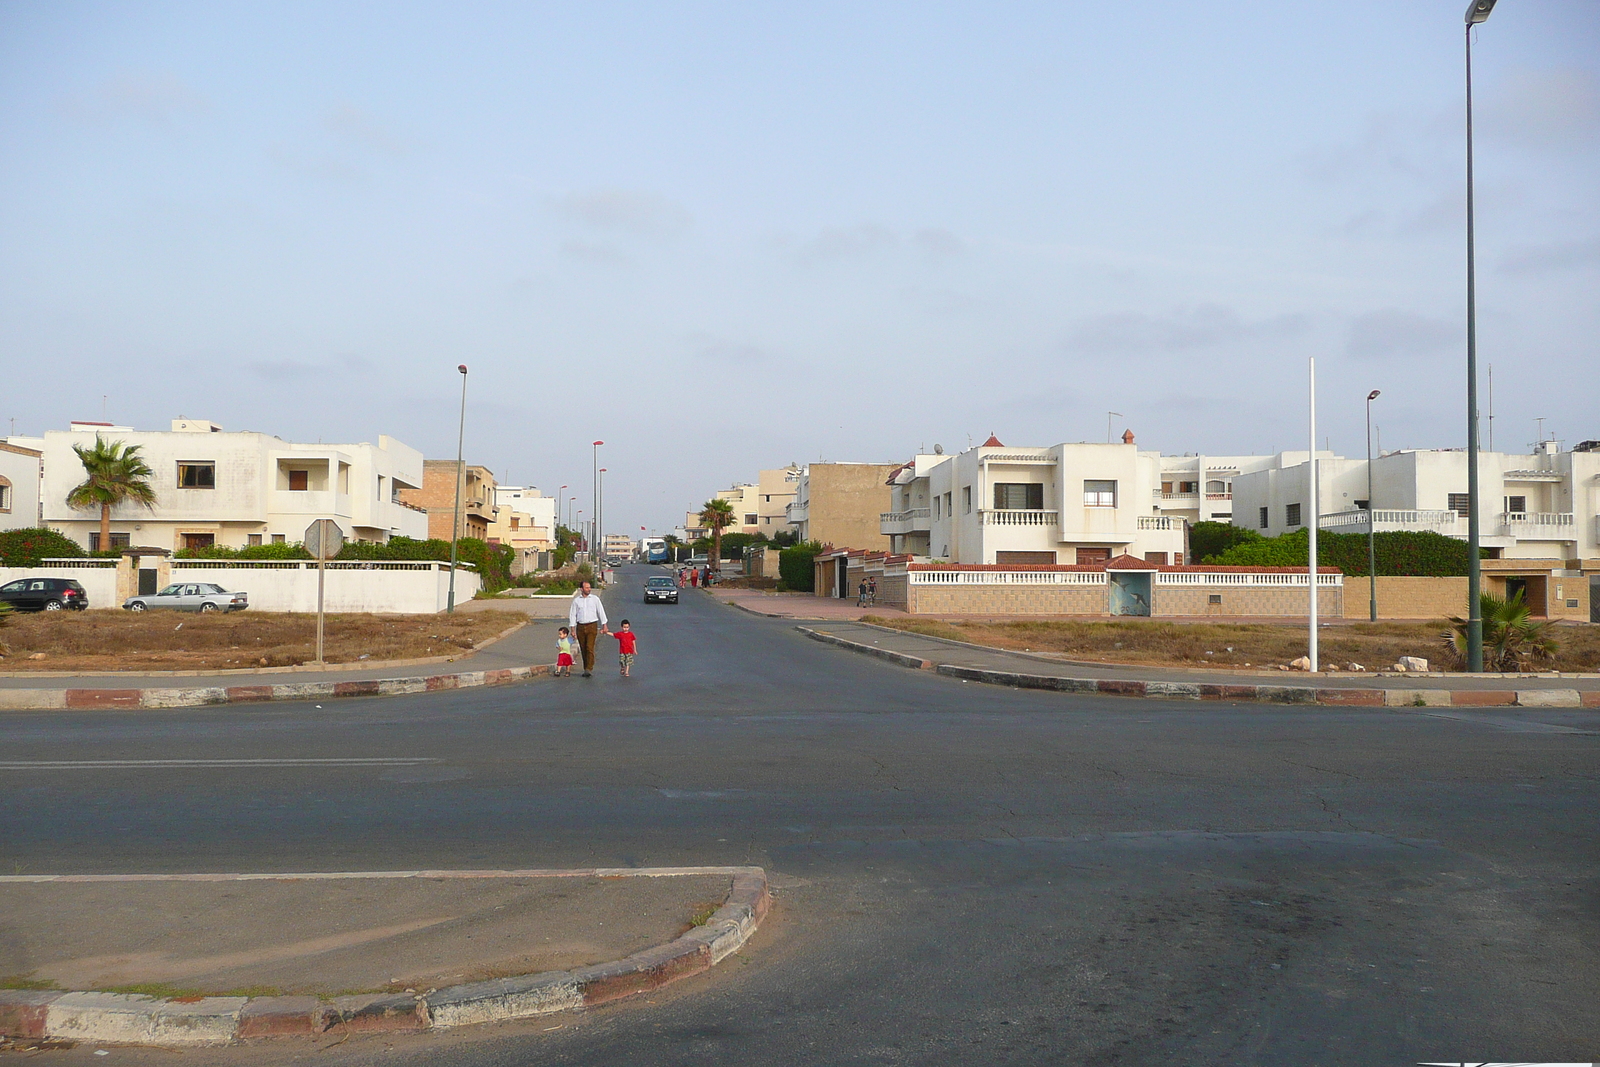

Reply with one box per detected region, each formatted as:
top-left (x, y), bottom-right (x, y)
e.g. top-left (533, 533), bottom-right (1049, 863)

top-left (1206, 526), bottom-right (1483, 576)
top-left (0, 529), bottom-right (86, 567)
top-left (778, 541), bottom-right (824, 592)
top-left (336, 535), bottom-right (515, 592)
top-left (176, 542), bottom-right (313, 560)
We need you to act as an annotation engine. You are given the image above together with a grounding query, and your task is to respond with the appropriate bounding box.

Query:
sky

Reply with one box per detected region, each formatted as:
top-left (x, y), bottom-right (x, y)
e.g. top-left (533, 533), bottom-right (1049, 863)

top-left (2, 1), bottom-right (1596, 537)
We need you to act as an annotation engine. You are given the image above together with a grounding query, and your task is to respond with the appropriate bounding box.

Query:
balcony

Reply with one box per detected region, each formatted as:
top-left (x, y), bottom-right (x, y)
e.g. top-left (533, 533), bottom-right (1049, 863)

top-left (785, 502), bottom-right (808, 524)
top-left (269, 490), bottom-right (354, 519)
top-left (1137, 515), bottom-right (1179, 531)
top-left (1319, 509), bottom-right (1463, 536)
top-left (1154, 490), bottom-right (1199, 502)
top-left (1500, 512), bottom-right (1575, 540)
top-left (880, 507), bottom-right (931, 535)
top-left (978, 508), bottom-right (1058, 526)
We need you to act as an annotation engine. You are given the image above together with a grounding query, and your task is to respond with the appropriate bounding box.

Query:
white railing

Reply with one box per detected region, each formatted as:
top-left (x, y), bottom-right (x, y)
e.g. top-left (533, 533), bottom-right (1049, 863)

top-left (785, 503), bottom-right (808, 523)
top-left (171, 559), bottom-right (476, 572)
top-left (39, 557), bottom-right (118, 568)
top-left (1137, 515), bottom-right (1178, 530)
top-left (1318, 509), bottom-right (1462, 534)
top-left (978, 509), bottom-right (1057, 526)
top-left (1500, 511), bottom-right (1573, 530)
top-left (1205, 493), bottom-right (1232, 500)
top-left (910, 570), bottom-right (1105, 585)
top-left (1156, 571), bottom-right (1342, 587)
top-left (880, 508), bottom-right (931, 534)
top-left (1155, 491), bottom-right (1198, 500)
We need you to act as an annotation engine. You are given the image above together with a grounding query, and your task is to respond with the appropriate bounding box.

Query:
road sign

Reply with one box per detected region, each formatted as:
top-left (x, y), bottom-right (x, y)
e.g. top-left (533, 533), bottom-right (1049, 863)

top-left (304, 519), bottom-right (344, 561)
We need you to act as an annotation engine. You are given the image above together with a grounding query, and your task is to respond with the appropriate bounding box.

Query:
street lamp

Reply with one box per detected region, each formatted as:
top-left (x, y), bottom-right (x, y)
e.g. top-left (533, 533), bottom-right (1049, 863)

top-left (591, 441), bottom-right (603, 571)
top-left (1463, 0), bottom-right (1496, 672)
top-left (598, 467), bottom-right (607, 574)
top-left (446, 363), bottom-right (468, 614)
top-left (1366, 389), bottom-right (1381, 622)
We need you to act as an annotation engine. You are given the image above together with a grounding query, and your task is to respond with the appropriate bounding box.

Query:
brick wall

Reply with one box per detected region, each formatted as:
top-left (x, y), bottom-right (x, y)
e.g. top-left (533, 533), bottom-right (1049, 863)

top-left (1340, 576), bottom-right (1467, 620)
top-left (907, 581), bottom-right (1342, 617)
top-left (1156, 585), bottom-right (1343, 618)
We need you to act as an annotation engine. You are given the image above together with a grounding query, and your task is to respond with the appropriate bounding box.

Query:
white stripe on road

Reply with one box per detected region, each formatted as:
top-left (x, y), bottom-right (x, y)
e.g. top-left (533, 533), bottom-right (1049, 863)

top-left (0, 757), bottom-right (440, 769)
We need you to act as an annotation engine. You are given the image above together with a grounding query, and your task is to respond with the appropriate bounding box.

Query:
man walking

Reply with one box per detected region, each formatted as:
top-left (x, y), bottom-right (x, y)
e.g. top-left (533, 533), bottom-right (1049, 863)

top-left (568, 579), bottom-right (609, 678)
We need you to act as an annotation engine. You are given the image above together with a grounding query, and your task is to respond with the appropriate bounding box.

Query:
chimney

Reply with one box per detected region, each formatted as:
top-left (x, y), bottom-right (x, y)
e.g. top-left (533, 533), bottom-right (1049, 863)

top-left (1121, 429), bottom-right (1135, 445)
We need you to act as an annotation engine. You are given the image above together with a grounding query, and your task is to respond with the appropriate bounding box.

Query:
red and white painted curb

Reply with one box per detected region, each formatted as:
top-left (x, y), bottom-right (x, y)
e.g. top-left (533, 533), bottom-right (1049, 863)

top-left (0, 664), bottom-right (551, 712)
top-left (797, 626), bottom-right (1600, 709)
top-left (0, 866), bottom-right (769, 1046)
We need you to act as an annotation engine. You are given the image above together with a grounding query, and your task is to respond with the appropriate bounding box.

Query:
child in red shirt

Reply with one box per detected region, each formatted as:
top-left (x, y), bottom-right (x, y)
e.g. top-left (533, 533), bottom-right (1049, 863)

top-left (606, 620), bottom-right (638, 677)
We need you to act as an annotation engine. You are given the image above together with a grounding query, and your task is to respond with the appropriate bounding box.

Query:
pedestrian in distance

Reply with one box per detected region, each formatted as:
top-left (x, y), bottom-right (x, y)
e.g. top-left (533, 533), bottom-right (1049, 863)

top-left (690, 568), bottom-right (699, 588)
top-left (867, 575), bottom-right (877, 606)
top-left (567, 579), bottom-right (608, 677)
top-left (554, 626), bottom-right (575, 677)
top-left (606, 619), bottom-right (638, 677)
top-left (858, 577), bottom-right (869, 607)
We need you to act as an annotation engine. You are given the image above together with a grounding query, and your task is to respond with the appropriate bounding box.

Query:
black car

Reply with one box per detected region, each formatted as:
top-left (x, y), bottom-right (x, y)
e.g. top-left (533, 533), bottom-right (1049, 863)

top-left (0, 577), bottom-right (90, 612)
top-left (644, 575), bottom-right (679, 604)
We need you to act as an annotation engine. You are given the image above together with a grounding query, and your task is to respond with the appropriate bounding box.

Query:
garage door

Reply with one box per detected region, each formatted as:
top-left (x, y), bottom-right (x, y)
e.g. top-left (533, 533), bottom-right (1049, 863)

top-left (995, 551), bottom-right (1057, 565)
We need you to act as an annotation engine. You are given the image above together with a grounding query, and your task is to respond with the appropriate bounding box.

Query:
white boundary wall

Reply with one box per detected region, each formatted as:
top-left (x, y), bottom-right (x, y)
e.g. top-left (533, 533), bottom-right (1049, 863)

top-left (0, 560), bottom-right (479, 614)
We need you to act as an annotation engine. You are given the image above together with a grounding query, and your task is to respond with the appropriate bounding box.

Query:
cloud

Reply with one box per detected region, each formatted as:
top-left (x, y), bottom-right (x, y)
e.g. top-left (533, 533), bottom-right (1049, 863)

top-left (59, 72), bottom-right (208, 124)
top-left (911, 228), bottom-right (966, 258)
top-left (794, 224), bottom-right (898, 265)
top-left (324, 103), bottom-right (407, 155)
top-left (1065, 305), bottom-right (1308, 354)
top-left (1298, 113), bottom-right (1449, 184)
top-left (1499, 236), bottom-right (1600, 275)
top-left (1481, 68), bottom-right (1600, 150)
top-left (555, 189), bottom-right (690, 236)
top-left (1345, 309), bottom-right (1457, 359)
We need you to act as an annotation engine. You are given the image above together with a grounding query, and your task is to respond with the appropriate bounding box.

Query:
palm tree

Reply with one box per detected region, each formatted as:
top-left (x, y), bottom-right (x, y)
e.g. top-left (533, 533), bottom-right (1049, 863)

top-left (1444, 589), bottom-right (1559, 672)
top-left (698, 498), bottom-right (737, 573)
top-left (66, 437), bottom-right (158, 552)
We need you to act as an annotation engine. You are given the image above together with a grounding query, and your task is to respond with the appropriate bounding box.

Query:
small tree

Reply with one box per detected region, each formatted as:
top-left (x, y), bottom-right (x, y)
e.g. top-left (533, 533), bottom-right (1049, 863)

top-left (1444, 590), bottom-right (1559, 672)
top-left (66, 437), bottom-right (157, 551)
top-left (698, 498), bottom-right (737, 573)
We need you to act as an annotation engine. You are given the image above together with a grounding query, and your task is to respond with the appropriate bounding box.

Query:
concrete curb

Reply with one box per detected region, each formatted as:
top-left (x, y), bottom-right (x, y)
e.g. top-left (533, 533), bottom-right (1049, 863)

top-left (0, 866), bottom-right (769, 1046)
top-left (0, 663), bottom-right (551, 711)
top-left (796, 626), bottom-right (1600, 709)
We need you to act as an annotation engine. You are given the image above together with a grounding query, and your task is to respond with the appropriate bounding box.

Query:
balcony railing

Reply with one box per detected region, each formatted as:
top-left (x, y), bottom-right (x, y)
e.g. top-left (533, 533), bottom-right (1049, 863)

top-left (1500, 512), bottom-right (1575, 537)
top-left (1155, 491), bottom-right (1199, 501)
top-left (880, 508), bottom-right (932, 535)
top-left (1137, 515), bottom-right (1179, 530)
top-left (1318, 509), bottom-right (1463, 535)
top-left (978, 509), bottom-right (1058, 526)
top-left (785, 503), bottom-right (808, 524)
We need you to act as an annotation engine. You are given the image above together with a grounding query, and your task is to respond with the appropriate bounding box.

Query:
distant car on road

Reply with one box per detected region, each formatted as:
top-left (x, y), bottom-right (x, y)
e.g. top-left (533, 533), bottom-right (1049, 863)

top-left (123, 582), bottom-right (248, 613)
top-left (643, 575), bottom-right (679, 604)
top-left (0, 577), bottom-right (89, 612)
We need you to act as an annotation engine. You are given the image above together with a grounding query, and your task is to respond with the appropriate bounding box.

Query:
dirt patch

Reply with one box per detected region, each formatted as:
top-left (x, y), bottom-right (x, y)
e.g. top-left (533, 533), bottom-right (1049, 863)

top-left (0, 611), bottom-right (517, 672)
top-left (861, 615), bottom-right (1600, 673)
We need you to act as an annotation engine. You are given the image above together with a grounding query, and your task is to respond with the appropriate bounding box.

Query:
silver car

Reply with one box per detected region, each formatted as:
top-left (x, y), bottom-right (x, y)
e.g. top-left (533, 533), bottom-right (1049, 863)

top-left (123, 582), bottom-right (249, 613)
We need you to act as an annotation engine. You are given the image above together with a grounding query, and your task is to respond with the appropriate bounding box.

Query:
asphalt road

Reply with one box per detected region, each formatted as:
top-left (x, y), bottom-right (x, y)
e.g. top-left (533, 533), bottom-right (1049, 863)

top-left (3, 564), bottom-right (1596, 1065)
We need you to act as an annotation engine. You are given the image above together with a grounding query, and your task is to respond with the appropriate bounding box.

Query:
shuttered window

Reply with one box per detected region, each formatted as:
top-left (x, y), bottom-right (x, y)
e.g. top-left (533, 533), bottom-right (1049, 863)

top-left (993, 483), bottom-right (1044, 509)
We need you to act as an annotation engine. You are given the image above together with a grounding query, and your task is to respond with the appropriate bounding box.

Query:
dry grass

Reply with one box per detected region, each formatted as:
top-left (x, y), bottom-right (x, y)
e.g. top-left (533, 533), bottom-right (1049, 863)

top-left (862, 615), bottom-right (1600, 673)
top-left (0, 610), bottom-right (517, 672)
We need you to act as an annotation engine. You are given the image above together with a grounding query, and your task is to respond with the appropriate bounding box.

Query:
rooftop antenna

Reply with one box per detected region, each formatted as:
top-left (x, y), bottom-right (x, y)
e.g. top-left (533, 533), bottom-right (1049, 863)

top-left (1534, 416), bottom-right (1546, 449)
top-left (1486, 363), bottom-right (1494, 452)
top-left (101, 395), bottom-right (107, 421)
top-left (1106, 411), bottom-right (1123, 444)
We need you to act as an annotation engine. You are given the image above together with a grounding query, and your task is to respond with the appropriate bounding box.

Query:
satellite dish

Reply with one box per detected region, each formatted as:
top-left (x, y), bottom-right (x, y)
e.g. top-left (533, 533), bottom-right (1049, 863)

top-left (933, 444), bottom-right (944, 454)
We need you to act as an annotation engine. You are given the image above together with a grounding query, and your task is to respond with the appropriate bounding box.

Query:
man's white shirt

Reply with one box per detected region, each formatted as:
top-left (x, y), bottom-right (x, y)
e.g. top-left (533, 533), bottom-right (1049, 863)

top-left (569, 591), bottom-right (608, 628)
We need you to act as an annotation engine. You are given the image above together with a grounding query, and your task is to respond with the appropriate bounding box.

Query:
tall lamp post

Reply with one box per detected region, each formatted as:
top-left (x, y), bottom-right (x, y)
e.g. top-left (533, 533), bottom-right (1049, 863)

top-left (558, 485), bottom-right (568, 531)
top-left (1365, 390), bottom-right (1381, 621)
top-left (446, 363), bottom-right (468, 614)
top-left (591, 441), bottom-right (603, 570)
top-left (598, 467), bottom-right (607, 575)
top-left (1463, 0), bottom-right (1496, 672)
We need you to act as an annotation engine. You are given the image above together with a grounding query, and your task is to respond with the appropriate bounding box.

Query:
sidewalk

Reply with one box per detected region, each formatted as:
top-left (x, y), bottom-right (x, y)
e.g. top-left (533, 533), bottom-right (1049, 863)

top-left (802, 619), bottom-right (1600, 707)
top-left (709, 588), bottom-right (906, 620)
top-left (0, 866), bottom-right (769, 1045)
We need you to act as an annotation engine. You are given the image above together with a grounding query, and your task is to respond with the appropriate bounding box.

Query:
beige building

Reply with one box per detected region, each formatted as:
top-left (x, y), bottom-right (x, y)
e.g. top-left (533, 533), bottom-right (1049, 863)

top-left (715, 484), bottom-right (762, 534)
top-left (487, 486), bottom-right (558, 574)
top-left (756, 466), bottom-right (803, 537)
top-left (400, 461), bottom-right (497, 541)
top-left (787, 462), bottom-right (898, 552)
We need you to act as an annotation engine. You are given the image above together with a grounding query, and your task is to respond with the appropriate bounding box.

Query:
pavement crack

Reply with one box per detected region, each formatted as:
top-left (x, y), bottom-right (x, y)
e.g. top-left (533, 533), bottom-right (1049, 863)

top-left (1280, 758), bottom-right (1363, 781)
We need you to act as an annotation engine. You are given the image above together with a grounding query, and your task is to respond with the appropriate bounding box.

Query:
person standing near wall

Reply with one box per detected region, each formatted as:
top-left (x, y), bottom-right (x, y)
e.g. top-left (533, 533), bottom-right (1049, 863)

top-left (568, 579), bottom-right (609, 678)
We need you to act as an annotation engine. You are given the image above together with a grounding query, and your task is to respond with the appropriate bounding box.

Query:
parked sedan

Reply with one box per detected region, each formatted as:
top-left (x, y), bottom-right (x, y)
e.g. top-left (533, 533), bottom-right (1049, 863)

top-left (123, 583), bottom-right (249, 613)
top-left (0, 577), bottom-right (89, 612)
top-left (643, 576), bottom-right (679, 604)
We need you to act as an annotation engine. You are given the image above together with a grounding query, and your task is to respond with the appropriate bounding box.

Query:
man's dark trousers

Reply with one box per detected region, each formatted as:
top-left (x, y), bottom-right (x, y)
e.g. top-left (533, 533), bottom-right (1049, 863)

top-left (576, 622), bottom-right (599, 672)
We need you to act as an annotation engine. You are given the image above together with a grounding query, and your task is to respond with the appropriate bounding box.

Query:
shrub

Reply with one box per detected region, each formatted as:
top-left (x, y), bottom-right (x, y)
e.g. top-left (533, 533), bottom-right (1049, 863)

top-left (335, 535), bottom-right (515, 592)
top-left (0, 529), bottom-right (86, 567)
top-left (1191, 521), bottom-right (1261, 563)
top-left (778, 540), bottom-right (824, 592)
top-left (175, 542), bottom-right (313, 561)
top-left (1207, 526), bottom-right (1483, 576)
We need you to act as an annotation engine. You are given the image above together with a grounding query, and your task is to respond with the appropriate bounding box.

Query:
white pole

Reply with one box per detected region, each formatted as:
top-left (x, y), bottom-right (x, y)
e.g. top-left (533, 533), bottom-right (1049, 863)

top-left (1308, 357), bottom-right (1319, 673)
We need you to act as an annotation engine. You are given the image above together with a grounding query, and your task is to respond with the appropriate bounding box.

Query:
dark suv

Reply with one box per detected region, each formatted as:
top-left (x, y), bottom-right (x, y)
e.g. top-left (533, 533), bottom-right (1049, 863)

top-left (0, 577), bottom-right (90, 612)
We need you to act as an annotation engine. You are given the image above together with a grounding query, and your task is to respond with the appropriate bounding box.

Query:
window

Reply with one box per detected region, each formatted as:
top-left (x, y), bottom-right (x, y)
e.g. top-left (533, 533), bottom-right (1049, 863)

top-left (763, 495), bottom-right (770, 502)
top-left (183, 533), bottom-right (215, 550)
top-left (745, 514), bottom-right (757, 525)
top-left (1082, 480), bottom-right (1116, 508)
top-left (1286, 503), bottom-right (1302, 527)
top-left (945, 492), bottom-right (953, 517)
top-left (177, 462), bottom-right (215, 489)
top-left (0, 476), bottom-right (10, 512)
top-left (933, 497), bottom-right (941, 520)
top-left (1145, 552), bottom-right (1169, 564)
top-left (510, 517), bottom-right (520, 529)
top-left (248, 534), bottom-right (263, 547)
top-left (1259, 506), bottom-right (1269, 529)
top-left (1208, 593), bottom-right (1222, 605)
top-left (1447, 493), bottom-right (1471, 517)
top-left (1355, 499), bottom-right (1369, 510)
top-left (993, 483), bottom-right (1044, 510)
top-left (1505, 495), bottom-right (1527, 515)
top-left (1206, 479), bottom-right (1227, 494)
top-left (288, 469), bottom-right (309, 491)
top-left (1179, 481), bottom-right (1198, 494)
top-left (88, 533), bottom-right (130, 551)
top-left (1076, 547), bottom-right (1111, 563)
top-left (962, 486), bottom-right (972, 513)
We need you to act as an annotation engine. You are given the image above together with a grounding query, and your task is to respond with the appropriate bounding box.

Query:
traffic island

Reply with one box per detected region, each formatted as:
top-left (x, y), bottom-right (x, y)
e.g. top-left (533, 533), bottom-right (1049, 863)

top-left (0, 866), bottom-right (770, 1046)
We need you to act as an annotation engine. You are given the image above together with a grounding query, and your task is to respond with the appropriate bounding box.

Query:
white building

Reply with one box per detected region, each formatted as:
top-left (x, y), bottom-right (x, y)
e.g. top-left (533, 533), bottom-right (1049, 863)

top-left (881, 434), bottom-right (1186, 565)
top-left (1233, 441), bottom-right (1600, 562)
top-left (0, 441), bottom-right (43, 531)
top-left (1154, 453), bottom-right (1288, 526)
top-left (40, 419), bottom-right (427, 552)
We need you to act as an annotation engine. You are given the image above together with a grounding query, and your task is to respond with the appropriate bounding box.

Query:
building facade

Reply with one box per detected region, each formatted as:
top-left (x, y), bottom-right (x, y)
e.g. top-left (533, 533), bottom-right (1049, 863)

top-left (39, 419), bottom-right (427, 552)
top-left (788, 462), bottom-right (899, 552)
top-left (487, 485), bottom-right (558, 574)
top-left (0, 441), bottom-right (43, 531)
top-left (755, 467), bottom-right (803, 536)
top-left (400, 461), bottom-right (497, 541)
